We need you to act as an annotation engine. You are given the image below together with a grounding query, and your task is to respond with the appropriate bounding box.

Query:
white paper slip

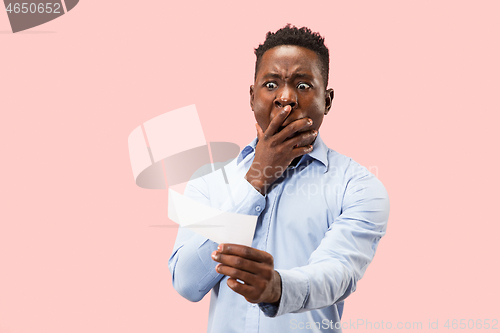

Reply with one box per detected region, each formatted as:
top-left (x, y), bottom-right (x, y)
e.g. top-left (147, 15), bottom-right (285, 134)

top-left (168, 188), bottom-right (257, 247)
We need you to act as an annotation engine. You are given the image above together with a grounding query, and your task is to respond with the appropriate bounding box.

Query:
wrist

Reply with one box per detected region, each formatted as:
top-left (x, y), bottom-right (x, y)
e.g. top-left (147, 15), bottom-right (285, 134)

top-left (245, 169), bottom-right (270, 195)
top-left (270, 270), bottom-right (282, 304)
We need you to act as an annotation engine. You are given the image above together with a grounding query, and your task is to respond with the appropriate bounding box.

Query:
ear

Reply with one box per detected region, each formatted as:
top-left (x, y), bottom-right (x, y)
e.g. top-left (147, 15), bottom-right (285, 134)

top-left (250, 85), bottom-right (255, 111)
top-left (324, 88), bottom-right (334, 115)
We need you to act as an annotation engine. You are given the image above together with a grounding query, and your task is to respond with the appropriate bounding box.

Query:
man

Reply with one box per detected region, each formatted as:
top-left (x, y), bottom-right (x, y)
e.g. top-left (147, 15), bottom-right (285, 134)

top-left (168, 25), bottom-right (389, 332)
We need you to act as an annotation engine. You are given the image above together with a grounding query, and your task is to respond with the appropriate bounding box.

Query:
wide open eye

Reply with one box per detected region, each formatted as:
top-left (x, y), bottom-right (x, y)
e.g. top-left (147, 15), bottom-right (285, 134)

top-left (265, 82), bottom-right (278, 90)
top-left (297, 82), bottom-right (311, 90)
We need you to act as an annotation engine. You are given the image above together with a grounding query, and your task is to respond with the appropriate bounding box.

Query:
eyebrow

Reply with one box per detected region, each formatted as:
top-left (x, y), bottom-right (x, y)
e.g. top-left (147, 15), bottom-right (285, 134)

top-left (261, 72), bottom-right (314, 80)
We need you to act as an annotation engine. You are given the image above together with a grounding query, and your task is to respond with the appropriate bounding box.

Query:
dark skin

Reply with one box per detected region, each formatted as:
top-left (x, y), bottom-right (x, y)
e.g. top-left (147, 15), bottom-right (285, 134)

top-left (212, 45), bottom-right (334, 305)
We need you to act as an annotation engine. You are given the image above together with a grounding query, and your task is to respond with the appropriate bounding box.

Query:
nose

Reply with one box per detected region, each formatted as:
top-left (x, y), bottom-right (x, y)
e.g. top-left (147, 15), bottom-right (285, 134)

top-left (274, 85), bottom-right (297, 109)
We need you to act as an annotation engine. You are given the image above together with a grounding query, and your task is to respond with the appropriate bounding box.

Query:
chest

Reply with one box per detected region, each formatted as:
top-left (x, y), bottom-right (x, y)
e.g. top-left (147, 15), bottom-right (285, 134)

top-left (255, 173), bottom-right (344, 262)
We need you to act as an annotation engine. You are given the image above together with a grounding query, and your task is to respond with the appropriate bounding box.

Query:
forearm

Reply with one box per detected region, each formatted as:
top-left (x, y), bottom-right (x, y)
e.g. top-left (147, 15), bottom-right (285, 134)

top-left (276, 260), bottom-right (354, 315)
top-left (260, 257), bottom-right (354, 317)
top-left (263, 174), bottom-right (390, 317)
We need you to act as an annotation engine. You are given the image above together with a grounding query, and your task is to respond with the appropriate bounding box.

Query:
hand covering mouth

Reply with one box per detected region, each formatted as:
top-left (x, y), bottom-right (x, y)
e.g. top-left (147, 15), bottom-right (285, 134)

top-left (277, 126), bottom-right (297, 140)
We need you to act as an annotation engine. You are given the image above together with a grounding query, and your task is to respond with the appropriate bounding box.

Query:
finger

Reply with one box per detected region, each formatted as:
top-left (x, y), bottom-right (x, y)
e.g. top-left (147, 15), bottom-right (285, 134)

top-left (217, 244), bottom-right (273, 265)
top-left (286, 129), bottom-right (318, 149)
top-left (212, 252), bottom-right (271, 277)
top-left (265, 105), bottom-right (292, 137)
top-left (212, 252), bottom-right (259, 271)
top-left (226, 278), bottom-right (260, 303)
top-left (276, 117), bottom-right (313, 142)
top-left (291, 144), bottom-right (314, 158)
top-left (217, 244), bottom-right (273, 264)
top-left (215, 264), bottom-right (259, 286)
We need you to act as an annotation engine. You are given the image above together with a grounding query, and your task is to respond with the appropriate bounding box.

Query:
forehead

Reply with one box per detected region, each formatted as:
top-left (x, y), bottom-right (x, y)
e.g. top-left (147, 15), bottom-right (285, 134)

top-left (257, 45), bottom-right (322, 78)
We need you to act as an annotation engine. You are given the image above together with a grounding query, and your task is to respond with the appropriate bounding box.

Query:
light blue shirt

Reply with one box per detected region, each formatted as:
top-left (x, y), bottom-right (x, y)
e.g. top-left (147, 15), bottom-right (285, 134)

top-left (168, 133), bottom-right (390, 332)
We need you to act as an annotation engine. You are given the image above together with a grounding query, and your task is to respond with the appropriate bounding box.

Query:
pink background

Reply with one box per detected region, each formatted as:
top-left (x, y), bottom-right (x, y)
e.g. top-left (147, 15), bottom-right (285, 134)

top-left (1, 1), bottom-right (499, 332)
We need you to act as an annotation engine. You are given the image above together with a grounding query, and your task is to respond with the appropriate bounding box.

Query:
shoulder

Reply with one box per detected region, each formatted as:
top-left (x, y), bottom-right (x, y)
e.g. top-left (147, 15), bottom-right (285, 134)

top-left (325, 148), bottom-right (381, 183)
top-left (324, 148), bottom-right (389, 208)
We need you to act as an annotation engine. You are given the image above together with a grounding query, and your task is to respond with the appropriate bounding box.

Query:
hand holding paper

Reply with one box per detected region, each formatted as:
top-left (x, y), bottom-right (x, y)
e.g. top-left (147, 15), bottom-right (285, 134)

top-left (211, 243), bottom-right (282, 304)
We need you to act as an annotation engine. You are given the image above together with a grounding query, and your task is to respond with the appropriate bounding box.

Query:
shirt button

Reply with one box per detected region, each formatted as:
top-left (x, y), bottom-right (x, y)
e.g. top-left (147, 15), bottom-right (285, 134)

top-left (255, 206), bottom-right (261, 212)
top-left (252, 303), bottom-right (257, 307)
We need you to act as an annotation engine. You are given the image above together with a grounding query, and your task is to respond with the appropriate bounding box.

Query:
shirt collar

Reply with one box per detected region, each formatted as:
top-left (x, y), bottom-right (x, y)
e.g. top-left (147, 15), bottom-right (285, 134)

top-left (236, 132), bottom-right (329, 173)
top-left (236, 137), bottom-right (258, 165)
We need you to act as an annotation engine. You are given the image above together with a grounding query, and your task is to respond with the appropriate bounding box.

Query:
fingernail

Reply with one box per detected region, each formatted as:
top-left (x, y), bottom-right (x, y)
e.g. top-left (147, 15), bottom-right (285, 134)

top-left (308, 119), bottom-right (313, 125)
top-left (312, 130), bottom-right (318, 136)
top-left (218, 244), bottom-right (223, 251)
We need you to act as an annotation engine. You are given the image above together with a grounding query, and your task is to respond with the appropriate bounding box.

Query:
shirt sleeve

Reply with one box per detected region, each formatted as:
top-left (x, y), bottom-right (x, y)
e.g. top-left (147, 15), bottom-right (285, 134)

top-left (263, 167), bottom-right (390, 317)
top-left (168, 168), bottom-right (266, 302)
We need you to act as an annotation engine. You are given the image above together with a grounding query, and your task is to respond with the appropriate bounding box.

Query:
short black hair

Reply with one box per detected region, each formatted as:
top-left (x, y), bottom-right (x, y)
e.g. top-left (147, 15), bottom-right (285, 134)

top-left (254, 24), bottom-right (330, 87)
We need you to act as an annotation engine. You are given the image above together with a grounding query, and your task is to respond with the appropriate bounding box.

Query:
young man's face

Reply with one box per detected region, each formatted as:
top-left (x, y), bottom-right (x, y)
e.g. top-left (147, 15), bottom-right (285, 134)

top-left (250, 45), bottom-right (333, 137)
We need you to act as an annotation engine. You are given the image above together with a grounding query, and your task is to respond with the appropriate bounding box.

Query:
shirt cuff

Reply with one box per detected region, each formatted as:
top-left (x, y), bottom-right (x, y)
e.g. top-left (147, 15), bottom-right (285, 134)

top-left (196, 238), bottom-right (222, 293)
top-left (258, 301), bottom-right (279, 317)
top-left (268, 268), bottom-right (310, 317)
top-left (220, 176), bottom-right (266, 216)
